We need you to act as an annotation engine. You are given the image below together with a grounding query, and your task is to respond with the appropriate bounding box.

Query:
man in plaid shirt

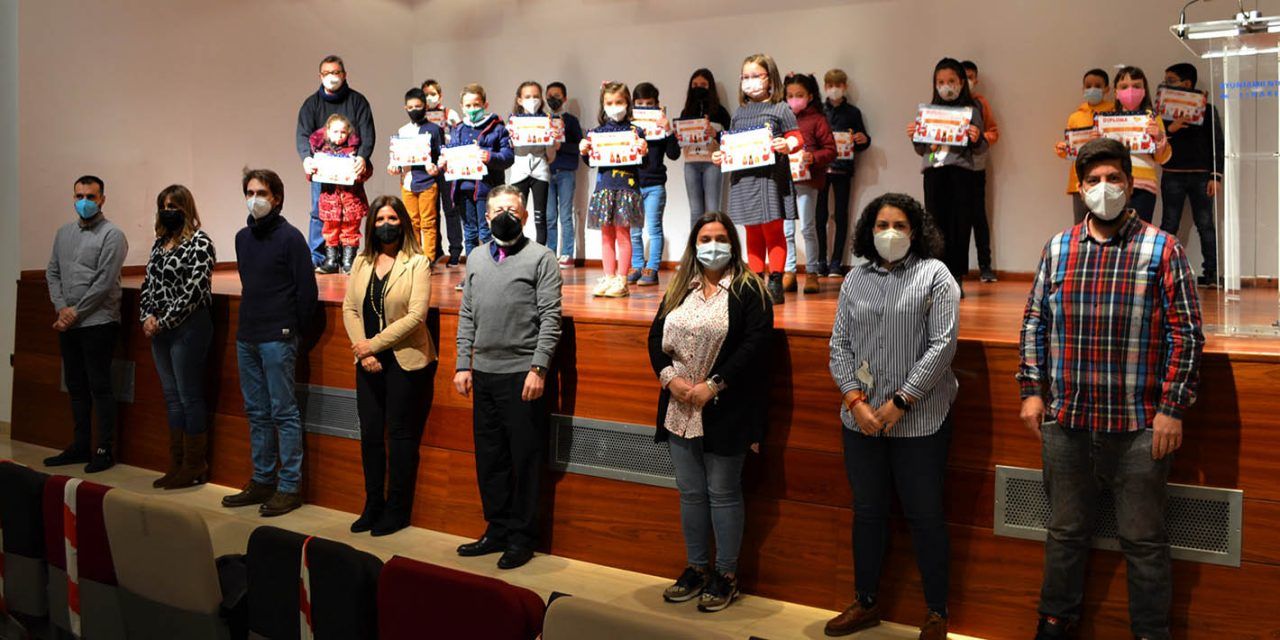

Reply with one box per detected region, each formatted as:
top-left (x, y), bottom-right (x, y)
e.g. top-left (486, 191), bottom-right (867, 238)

top-left (1018, 137), bottom-right (1204, 640)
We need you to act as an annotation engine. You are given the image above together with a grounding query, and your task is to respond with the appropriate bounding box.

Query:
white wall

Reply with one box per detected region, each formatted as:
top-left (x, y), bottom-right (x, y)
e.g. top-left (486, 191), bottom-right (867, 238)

top-left (410, 0), bottom-right (1228, 272)
top-left (1, 0), bottom-right (18, 422)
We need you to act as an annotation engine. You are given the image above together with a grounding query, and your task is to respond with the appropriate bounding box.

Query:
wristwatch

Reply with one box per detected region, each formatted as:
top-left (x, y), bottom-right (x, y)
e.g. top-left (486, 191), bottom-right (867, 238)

top-left (892, 391), bottom-right (912, 412)
top-left (530, 365), bottom-right (547, 377)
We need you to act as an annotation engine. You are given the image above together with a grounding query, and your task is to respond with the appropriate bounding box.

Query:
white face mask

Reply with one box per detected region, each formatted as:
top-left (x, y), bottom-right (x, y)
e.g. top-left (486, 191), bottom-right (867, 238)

top-left (874, 228), bottom-right (911, 263)
top-left (967, 79), bottom-right (979, 91)
top-left (247, 196), bottom-right (273, 219)
top-left (742, 78), bottom-right (767, 99)
top-left (604, 104), bottom-right (627, 122)
top-left (696, 241), bottom-right (732, 271)
top-left (1083, 181), bottom-right (1128, 221)
top-left (824, 87), bottom-right (843, 102)
top-left (936, 83), bottom-right (960, 101)
top-left (424, 94), bottom-right (440, 108)
top-left (322, 74), bottom-right (343, 92)
top-left (520, 97), bottom-right (542, 114)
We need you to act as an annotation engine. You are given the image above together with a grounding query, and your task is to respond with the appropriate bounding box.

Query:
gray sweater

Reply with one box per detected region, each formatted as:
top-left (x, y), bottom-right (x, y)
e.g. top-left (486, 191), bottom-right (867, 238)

top-left (456, 239), bottom-right (563, 374)
top-left (912, 103), bottom-right (988, 172)
top-left (47, 216), bottom-right (129, 328)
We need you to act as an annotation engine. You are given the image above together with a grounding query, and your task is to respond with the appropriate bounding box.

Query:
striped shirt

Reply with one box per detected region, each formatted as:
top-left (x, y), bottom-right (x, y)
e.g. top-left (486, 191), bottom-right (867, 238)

top-left (1017, 213), bottom-right (1204, 432)
top-left (828, 255), bottom-right (960, 437)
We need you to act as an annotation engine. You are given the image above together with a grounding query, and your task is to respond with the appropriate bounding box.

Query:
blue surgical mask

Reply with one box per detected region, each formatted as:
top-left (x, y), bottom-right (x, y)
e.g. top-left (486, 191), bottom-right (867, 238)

top-left (75, 199), bottom-right (99, 220)
top-left (696, 241), bottom-right (732, 271)
top-left (1084, 88), bottom-right (1104, 106)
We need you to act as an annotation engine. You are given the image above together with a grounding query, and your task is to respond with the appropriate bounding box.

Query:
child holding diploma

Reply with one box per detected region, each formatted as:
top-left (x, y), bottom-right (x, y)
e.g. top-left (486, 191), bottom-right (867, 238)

top-left (713, 53), bottom-right (803, 305)
top-left (1054, 69), bottom-right (1115, 223)
top-left (1106, 66), bottom-right (1170, 224)
top-left (1161, 63), bottom-right (1223, 286)
top-left (782, 73), bottom-right (836, 295)
top-left (905, 58), bottom-right (986, 297)
top-left (509, 81), bottom-right (558, 246)
top-left (442, 83), bottom-right (514, 269)
top-left (389, 88), bottom-right (444, 262)
top-left (680, 68), bottom-right (734, 223)
top-left (421, 79), bottom-right (464, 265)
top-left (579, 81), bottom-right (649, 299)
top-left (307, 113), bottom-right (371, 275)
top-left (819, 68), bottom-right (872, 278)
top-left (629, 82), bottom-right (682, 287)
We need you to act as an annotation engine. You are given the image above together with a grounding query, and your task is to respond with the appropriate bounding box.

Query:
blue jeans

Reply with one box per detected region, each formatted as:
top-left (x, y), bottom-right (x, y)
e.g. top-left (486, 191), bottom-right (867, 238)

top-left (1039, 423), bottom-right (1172, 639)
top-left (459, 188), bottom-right (491, 255)
top-left (630, 185), bottom-right (667, 271)
top-left (151, 308), bottom-right (213, 435)
top-left (236, 339), bottom-right (303, 493)
top-left (1159, 172), bottom-right (1217, 277)
top-left (784, 183), bottom-right (820, 273)
top-left (309, 181), bottom-right (324, 266)
top-left (683, 162), bottom-right (722, 224)
top-left (667, 433), bottom-right (746, 574)
top-left (547, 169), bottom-right (577, 258)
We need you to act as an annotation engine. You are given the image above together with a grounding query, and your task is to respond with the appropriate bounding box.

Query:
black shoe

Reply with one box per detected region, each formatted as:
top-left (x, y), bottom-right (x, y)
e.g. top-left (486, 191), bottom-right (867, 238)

top-left (980, 267), bottom-right (998, 282)
top-left (222, 481), bottom-right (277, 508)
top-left (1197, 273), bottom-right (1219, 288)
top-left (371, 513), bottom-right (410, 537)
top-left (317, 246), bottom-right (340, 274)
top-left (259, 491), bottom-right (303, 517)
top-left (341, 246), bottom-right (358, 274)
top-left (696, 571), bottom-right (739, 612)
top-left (767, 273), bottom-right (785, 305)
top-left (446, 255), bottom-right (460, 268)
top-left (43, 446), bottom-right (90, 467)
top-left (959, 281), bottom-right (966, 299)
top-left (497, 545), bottom-right (534, 570)
top-left (1035, 615), bottom-right (1075, 639)
top-left (456, 535), bottom-right (505, 557)
top-left (84, 448), bottom-right (114, 473)
top-left (350, 500), bottom-right (384, 533)
top-left (663, 566), bottom-right (710, 603)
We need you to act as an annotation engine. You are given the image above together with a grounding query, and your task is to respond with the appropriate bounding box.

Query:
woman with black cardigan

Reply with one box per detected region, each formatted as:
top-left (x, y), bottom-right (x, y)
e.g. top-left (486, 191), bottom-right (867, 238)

top-left (647, 210), bottom-right (774, 614)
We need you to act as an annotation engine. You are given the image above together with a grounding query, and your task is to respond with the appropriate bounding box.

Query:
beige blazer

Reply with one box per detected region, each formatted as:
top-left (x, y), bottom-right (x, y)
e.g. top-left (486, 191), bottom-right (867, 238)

top-left (342, 250), bottom-right (437, 370)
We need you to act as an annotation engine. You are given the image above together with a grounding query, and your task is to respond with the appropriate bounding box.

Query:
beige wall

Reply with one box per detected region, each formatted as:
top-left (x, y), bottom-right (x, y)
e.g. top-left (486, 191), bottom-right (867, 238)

top-left (1, 0), bottom-right (17, 421)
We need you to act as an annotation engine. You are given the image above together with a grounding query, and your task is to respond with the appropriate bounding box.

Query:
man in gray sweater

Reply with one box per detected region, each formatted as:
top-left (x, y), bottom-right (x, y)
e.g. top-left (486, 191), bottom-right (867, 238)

top-left (453, 184), bottom-right (562, 570)
top-left (45, 175), bottom-right (129, 472)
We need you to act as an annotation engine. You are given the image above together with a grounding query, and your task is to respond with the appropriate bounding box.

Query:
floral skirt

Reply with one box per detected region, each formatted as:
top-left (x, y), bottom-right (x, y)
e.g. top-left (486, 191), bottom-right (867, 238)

top-left (586, 188), bottom-right (642, 230)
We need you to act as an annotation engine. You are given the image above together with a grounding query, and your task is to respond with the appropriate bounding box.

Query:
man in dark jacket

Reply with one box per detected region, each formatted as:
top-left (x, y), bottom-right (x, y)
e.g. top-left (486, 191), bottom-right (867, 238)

top-left (222, 168), bottom-right (319, 518)
top-left (296, 55), bottom-right (376, 266)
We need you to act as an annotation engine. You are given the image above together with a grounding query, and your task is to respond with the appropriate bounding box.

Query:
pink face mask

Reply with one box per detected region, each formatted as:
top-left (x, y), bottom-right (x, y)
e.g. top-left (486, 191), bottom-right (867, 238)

top-left (1117, 87), bottom-right (1146, 111)
top-left (787, 97), bottom-right (808, 114)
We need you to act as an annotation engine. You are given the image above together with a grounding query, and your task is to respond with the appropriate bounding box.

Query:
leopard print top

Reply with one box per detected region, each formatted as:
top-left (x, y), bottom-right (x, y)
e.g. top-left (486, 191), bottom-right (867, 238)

top-left (139, 230), bottom-right (216, 330)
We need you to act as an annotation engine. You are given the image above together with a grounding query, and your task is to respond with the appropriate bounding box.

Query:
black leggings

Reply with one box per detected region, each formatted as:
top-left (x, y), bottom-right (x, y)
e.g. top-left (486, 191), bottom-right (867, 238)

top-left (514, 176), bottom-right (550, 245)
top-left (922, 166), bottom-right (983, 279)
top-left (355, 358), bottom-right (434, 517)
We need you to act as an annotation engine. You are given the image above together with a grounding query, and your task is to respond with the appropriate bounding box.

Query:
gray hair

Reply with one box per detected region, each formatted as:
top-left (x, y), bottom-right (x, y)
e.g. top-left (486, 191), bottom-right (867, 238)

top-left (487, 184), bottom-right (525, 211)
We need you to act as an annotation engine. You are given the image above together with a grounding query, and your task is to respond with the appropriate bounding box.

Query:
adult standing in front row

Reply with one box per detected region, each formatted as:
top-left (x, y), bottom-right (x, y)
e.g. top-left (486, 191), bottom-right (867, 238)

top-left (825, 193), bottom-right (958, 640)
top-left (44, 175), bottom-right (128, 473)
top-left (296, 55), bottom-right (376, 267)
top-left (141, 185), bottom-right (216, 490)
top-left (648, 211), bottom-right (774, 614)
top-left (222, 169), bottom-right (319, 518)
top-left (1019, 138), bottom-right (1203, 640)
top-left (342, 196), bottom-right (437, 537)
top-left (454, 185), bottom-right (563, 570)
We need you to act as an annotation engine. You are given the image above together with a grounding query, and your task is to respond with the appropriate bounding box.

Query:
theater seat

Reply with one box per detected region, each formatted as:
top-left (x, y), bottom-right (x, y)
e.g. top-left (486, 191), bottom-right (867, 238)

top-left (542, 595), bottom-right (736, 640)
top-left (378, 556), bottom-right (544, 640)
top-left (71, 479), bottom-right (126, 639)
top-left (102, 489), bottom-right (233, 640)
top-left (0, 461), bottom-right (51, 624)
top-left (246, 526), bottom-right (304, 640)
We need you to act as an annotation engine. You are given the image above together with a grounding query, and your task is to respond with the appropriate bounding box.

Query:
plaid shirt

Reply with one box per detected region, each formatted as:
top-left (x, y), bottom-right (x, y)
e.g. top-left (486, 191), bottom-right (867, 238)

top-left (1017, 213), bottom-right (1204, 432)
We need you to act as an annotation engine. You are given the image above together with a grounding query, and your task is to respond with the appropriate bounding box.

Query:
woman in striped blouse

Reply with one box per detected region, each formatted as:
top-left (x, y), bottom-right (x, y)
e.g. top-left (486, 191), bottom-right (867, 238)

top-left (824, 193), bottom-right (959, 640)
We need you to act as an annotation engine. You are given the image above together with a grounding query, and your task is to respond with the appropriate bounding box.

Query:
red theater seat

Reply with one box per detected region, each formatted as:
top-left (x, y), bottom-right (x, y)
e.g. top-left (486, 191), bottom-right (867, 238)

top-left (377, 556), bottom-right (544, 640)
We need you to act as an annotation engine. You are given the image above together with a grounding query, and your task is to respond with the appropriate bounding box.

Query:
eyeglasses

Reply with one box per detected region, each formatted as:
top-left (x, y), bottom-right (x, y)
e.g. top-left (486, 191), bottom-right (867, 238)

top-left (740, 74), bottom-right (768, 81)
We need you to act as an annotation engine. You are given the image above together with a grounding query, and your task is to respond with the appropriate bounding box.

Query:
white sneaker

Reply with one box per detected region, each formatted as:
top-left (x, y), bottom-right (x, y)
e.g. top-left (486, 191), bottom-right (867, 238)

top-left (603, 275), bottom-right (630, 298)
top-left (592, 276), bottom-right (611, 297)
top-left (558, 256), bottom-right (574, 269)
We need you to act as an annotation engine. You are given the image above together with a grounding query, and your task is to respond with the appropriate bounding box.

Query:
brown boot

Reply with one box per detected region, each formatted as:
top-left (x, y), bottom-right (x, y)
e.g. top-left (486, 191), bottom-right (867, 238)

top-left (259, 491), bottom-right (303, 517)
top-left (803, 273), bottom-right (820, 294)
top-left (152, 429), bottom-right (183, 489)
top-left (165, 432), bottom-right (209, 490)
top-left (782, 271), bottom-right (797, 292)
top-left (824, 602), bottom-right (881, 636)
top-left (918, 611), bottom-right (947, 640)
top-left (222, 480), bottom-right (276, 508)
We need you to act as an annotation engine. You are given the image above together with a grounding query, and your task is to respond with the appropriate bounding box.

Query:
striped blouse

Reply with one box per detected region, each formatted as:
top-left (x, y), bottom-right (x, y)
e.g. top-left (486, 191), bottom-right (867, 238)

top-left (828, 255), bottom-right (960, 437)
top-left (725, 101), bottom-right (799, 226)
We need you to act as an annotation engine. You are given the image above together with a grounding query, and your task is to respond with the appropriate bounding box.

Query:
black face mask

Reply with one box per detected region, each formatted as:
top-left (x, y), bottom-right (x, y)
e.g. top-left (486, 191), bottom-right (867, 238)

top-left (374, 223), bottom-right (402, 246)
top-left (689, 86), bottom-right (711, 102)
top-left (158, 208), bottom-right (184, 235)
top-left (407, 108), bottom-right (427, 124)
top-left (490, 212), bottom-right (522, 244)
top-left (546, 96), bottom-right (564, 111)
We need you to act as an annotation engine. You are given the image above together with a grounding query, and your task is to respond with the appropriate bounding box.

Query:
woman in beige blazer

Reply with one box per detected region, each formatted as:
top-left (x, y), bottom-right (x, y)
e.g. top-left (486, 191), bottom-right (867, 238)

top-left (343, 195), bottom-right (437, 536)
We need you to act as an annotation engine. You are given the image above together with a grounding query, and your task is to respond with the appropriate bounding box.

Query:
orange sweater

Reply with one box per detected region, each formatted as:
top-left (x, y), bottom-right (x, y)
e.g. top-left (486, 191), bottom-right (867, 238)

top-left (1056, 100), bottom-right (1113, 194)
top-left (973, 94), bottom-right (999, 145)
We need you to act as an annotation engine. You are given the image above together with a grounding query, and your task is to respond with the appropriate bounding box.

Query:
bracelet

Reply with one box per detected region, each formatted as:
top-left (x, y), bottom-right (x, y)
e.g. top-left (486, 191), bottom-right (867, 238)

top-left (846, 396), bottom-right (865, 412)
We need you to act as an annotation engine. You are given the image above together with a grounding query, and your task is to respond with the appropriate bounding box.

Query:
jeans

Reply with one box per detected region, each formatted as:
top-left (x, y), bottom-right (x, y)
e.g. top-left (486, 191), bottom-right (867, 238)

top-left (816, 172), bottom-right (853, 271)
top-left (683, 162), bottom-right (723, 224)
top-left (1130, 189), bottom-right (1157, 224)
top-left (630, 185), bottom-right (667, 271)
top-left (151, 308), bottom-right (213, 435)
top-left (514, 176), bottom-right (550, 246)
top-left (668, 433), bottom-right (747, 574)
top-left (59, 322), bottom-right (119, 453)
top-left (309, 180), bottom-right (324, 266)
top-left (459, 189), bottom-right (491, 255)
top-left (473, 370), bottom-right (548, 548)
top-left (843, 419), bottom-right (952, 615)
top-left (784, 183), bottom-right (820, 273)
top-left (356, 359), bottom-right (433, 518)
top-left (1160, 172), bottom-right (1217, 277)
top-left (1039, 423), bottom-right (1172, 639)
top-left (547, 169), bottom-right (577, 258)
top-left (236, 339), bottom-right (303, 494)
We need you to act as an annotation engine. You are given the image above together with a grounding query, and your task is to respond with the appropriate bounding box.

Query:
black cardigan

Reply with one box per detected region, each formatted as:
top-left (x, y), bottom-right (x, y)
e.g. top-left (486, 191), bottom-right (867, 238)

top-left (647, 278), bottom-right (775, 455)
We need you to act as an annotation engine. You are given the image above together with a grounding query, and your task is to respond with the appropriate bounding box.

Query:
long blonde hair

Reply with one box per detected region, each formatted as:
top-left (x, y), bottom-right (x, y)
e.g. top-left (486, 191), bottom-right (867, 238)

top-left (154, 184), bottom-right (201, 243)
top-left (659, 211), bottom-right (766, 317)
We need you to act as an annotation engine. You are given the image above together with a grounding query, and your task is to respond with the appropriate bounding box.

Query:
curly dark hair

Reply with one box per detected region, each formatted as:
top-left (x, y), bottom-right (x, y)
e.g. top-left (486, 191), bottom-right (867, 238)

top-left (852, 193), bottom-right (944, 263)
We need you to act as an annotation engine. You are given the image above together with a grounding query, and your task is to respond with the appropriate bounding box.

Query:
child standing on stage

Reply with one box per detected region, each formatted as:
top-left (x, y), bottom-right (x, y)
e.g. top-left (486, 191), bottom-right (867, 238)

top-left (421, 79), bottom-right (464, 265)
top-left (509, 81), bottom-right (558, 246)
top-left (444, 83), bottom-right (514, 265)
top-left (389, 88), bottom-right (445, 263)
top-left (629, 82), bottom-right (682, 287)
top-left (713, 53), bottom-right (803, 305)
top-left (1108, 66), bottom-right (1171, 224)
top-left (579, 81), bottom-right (649, 299)
top-left (1054, 69), bottom-right (1115, 223)
top-left (546, 81), bottom-right (584, 268)
top-left (307, 113), bottom-right (371, 275)
top-left (818, 69), bottom-right (871, 278)
top-left (680, 68), bottom-right (734, 224)
top-left (782, 72), bottom-right (836, 296)
top-left (962, 60), bottom-right (1000, 283)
